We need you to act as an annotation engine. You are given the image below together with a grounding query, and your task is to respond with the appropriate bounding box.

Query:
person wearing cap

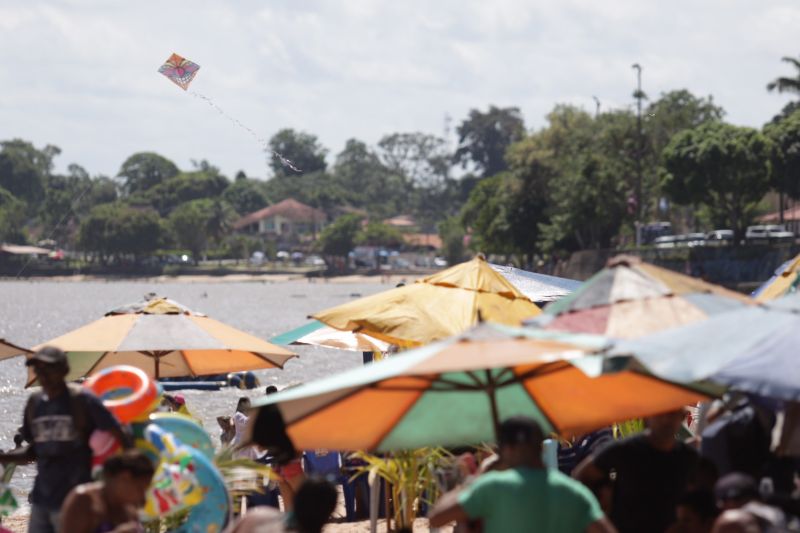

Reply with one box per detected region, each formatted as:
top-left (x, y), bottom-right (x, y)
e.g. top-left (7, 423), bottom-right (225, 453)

top-left (712, 473), bottom-right (787, 532)
top-left (574, 410), bottom-right (699, 533)
top-left (429, 417), bottom-right (614, 533)
top-left (0, 347), bottom-right (130, 533)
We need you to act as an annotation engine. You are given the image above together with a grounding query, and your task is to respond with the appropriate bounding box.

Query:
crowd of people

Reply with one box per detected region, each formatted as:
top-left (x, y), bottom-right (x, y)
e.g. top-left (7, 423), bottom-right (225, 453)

top-left (1, 346), bottom-right (797, 532)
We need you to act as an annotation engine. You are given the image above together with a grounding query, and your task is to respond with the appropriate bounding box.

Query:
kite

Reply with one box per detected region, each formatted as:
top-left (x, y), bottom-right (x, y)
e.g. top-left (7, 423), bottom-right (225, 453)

top-left (158, 53), bottom-right (200, 91)
top-left (157, 52), bottom-right (301, 173)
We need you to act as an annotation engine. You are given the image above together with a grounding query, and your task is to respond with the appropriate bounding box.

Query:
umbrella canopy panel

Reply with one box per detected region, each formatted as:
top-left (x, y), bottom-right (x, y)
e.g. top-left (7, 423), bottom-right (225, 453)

top-left (0, 338), bottom-right (30, 360)
top-left (312, 256), bottom-right (541, 347)
top-left (31, 297), bottom-right (295, 385)
top-left (752, 253), bottom-right (800, 302)
top-left (489, 264), bottom-right (582, 303)
top-left (253, 324), bottom-right (708, 451)
top-left (611, 293), bottom-right (800, 402)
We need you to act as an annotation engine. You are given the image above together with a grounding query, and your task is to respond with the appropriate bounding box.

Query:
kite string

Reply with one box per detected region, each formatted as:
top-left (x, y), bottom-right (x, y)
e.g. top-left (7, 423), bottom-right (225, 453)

top-left (14, 178), bottom-right (95, 279)
top-left (189, 91), bottom-right (301, 173)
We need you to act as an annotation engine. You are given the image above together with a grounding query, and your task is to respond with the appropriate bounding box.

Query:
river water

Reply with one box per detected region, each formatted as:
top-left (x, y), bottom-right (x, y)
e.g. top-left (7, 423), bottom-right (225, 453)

top-left (0, 278), bottom-right (389, 506)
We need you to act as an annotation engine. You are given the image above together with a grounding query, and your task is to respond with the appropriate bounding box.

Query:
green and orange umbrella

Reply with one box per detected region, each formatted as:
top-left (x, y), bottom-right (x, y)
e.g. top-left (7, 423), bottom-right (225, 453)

top-left (30, 295), bottom-right (296, 385)
top-left (250, 323), bottom-right (709, 451)
top-left (532, 255), bottom-right (751, 338)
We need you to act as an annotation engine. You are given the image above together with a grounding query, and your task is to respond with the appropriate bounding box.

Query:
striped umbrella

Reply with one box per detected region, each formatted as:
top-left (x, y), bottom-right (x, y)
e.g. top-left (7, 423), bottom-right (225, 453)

top-left (30, 296), bottom-right (295, 385)
top-left (250, 323), bottom-right (709, 451)
top-left (531, 255), bottom-right (751, 338)
top-left (271, 320), bottom-right (390, 353)
top-left (752, 253), bottom-right (800, 302)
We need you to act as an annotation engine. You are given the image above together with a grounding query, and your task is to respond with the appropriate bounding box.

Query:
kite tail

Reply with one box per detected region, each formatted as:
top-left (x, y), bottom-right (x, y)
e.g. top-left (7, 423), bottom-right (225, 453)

top-left (189, 91), bottom-right (302, 174)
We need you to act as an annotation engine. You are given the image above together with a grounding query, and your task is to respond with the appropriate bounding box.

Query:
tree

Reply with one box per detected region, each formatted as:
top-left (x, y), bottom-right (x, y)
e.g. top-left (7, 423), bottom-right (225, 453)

top-left (767, 55), bottom-right (800, 96)
top-left (460, 174), bottom-right (515, 255)
top-left (332, 139), bottom-right (409, 218)
top-left (453, 106), bottom-right (525, 177)
top-left (662, 122), bottom-right (773, 241)
top-left (356, 222), bottom-right (404, 248)
top-left (133, 170), bottom-right (230, 216)
top-left (438, 216), bottom-right (465, 266)
top-left (223, 178), bottom-right (269, 216)
top-left (117, 152), bottom-right (179, 195)
top-left (268, 129), bottom-right (328, 178)
top-left (765, 110), bottom-right (800, 222)
top-left (0, 186), bottom-right (27, 243)
top-left (168, 199), bottom-right (215, 264)
top-left (0, 139), bottom-right (59, 204)
top-left (317, 214), bottom-right (362, 261)
top-left (77, 204), bottom-right (165, 264)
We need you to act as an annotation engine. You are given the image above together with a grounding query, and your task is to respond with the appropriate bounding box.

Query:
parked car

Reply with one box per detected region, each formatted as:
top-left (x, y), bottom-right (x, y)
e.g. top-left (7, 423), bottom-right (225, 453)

top-left (305, 255), bottom-right (326, 267)
top-left (706, 229), bottom-right (734, 245)
top-left (683, 233), bottom-right (707, 247)
top-left (433, 257), bottom-right (448, 267)
top-left (746, 225), bottom-right (795, 243)
top-left (653, 235), bottom-right (679, 249)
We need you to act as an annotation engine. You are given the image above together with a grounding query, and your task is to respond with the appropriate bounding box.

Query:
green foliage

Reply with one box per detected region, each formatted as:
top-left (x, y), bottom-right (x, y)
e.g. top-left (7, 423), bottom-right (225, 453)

top-left (0, 139), bottom-right (59, 204)
top-left (438, 216), bottom-right (465, 266)
top-left (357, 222), bottom-right (404, 247)
top-left (764, 109), bottom-right (800, 200)
top-left (168, 199), bottom-right (216, 264)
top-left (0, 187), bottom-right (27, 243)
top-left (133, 170), bottom-right (230, 216)
top-left (269, 128), bottom-right (328, 177)
top-left (766, 55), bottom-right (800, 96)
top-left (662, 122), bottom-right (773, 239)
top-left (117, 152), bottom-right (179, 195)
top-left (613, 419), bottom-right (645, 439)
top-left (350, 448), bottom-right (452, 530)
top-left (318, 213), bottom-right (363, 258)
top-left (454, 106), bottom-right (525, 177)
top-left (222, 177), bottom-right (269, 216)
top-left (77, 203), bottom-right (165, 263)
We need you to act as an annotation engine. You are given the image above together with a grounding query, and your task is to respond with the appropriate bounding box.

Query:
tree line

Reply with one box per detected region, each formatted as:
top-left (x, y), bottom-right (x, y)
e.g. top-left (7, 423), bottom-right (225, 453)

top-left (1, 55), bottom-right (799, 268)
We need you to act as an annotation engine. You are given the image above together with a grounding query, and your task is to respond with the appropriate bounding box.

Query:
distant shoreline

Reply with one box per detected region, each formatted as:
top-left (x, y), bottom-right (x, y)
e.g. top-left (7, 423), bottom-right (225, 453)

top-left (0, 272), bottom-right (427, 284)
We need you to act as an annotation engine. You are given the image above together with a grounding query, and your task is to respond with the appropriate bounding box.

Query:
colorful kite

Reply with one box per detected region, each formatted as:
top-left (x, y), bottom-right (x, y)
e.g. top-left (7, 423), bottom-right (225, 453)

top-left (158, 53), bottom-right (200, 91)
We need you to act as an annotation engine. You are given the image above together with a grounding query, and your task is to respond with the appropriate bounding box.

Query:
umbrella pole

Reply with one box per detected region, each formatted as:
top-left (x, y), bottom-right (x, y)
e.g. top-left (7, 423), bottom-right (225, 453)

top-left (485, 370), bottom-right (501, 443)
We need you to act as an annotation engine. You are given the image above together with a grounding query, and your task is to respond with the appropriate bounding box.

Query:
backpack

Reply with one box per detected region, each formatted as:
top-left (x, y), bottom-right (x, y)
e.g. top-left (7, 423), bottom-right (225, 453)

top-left (24, 385), bottom-right (90, 447)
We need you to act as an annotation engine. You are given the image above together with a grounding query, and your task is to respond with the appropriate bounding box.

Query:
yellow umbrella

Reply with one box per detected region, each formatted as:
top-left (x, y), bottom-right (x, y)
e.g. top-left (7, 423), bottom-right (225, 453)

top-left (0, 339), bottom-right (30, 359)
top-left (30, 296), bottom-right (296, 385)
top-left (312, 256), bottom-right (542, 347)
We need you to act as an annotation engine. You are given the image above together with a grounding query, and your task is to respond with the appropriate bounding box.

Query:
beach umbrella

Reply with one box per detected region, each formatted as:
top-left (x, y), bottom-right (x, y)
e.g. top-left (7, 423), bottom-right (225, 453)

top-left (609, 293), bottom-right (800, 402)
top-left (490, 264), bottom-right (582, 304)
top-left (29, 295), bottom-right (296, 385)
top-left (271, 320), bottom-right (390, 353)
top-left (752, 253), bottom-right (800, 302)
top-left (530, 255), bottom-right (751, 338)
top-left (0, 339), bottom-right (30, 359)
top-left (249, 323), bottom-right (709, 451)
top-left (311, 256), bottom-right (541, 348)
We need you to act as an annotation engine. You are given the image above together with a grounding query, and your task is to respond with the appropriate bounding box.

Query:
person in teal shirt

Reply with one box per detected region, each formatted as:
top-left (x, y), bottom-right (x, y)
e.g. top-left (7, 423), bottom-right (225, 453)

top-left (429, 417), bottom-right (615, 533)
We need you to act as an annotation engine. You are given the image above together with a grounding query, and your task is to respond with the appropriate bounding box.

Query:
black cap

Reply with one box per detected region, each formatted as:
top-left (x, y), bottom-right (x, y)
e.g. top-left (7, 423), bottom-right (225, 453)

top-left (25, 346), bottom-right (67, 367)
top-left (715, 472), bottom-right (758, 501)
top-left (498, 416), bottom-right (545, 447)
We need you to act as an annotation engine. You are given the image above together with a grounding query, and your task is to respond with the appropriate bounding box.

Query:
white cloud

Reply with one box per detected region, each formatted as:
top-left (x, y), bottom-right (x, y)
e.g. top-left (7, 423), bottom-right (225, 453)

top-left (1, 0), bottom-right (798, 180)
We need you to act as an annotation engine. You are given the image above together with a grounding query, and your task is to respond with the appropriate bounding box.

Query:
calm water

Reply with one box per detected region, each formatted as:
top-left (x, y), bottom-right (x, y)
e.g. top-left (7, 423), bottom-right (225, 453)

top-left (0, 278), bottom-right (389, 506)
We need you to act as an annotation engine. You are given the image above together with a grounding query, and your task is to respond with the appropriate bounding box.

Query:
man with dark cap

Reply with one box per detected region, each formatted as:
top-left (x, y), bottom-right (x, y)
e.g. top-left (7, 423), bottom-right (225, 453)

top-left (0, 347), bottom-right (130, 533)
top-left (429, 417), bottom-right (615, 533)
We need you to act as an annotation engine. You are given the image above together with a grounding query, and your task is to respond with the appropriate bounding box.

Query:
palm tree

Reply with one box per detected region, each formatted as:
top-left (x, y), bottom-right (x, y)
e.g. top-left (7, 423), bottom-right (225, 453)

top-left (767, 55), bottom-right (800, 96)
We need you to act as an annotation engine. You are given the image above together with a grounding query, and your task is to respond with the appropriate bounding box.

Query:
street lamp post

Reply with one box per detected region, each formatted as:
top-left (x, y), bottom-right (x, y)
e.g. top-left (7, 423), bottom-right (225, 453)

top-left (632, 63), bottom-right (644, 247)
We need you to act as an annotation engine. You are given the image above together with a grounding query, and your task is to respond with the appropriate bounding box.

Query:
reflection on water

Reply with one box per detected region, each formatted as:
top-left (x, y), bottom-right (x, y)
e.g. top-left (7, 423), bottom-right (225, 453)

top-left (0, 279), bottom-right (387, 506)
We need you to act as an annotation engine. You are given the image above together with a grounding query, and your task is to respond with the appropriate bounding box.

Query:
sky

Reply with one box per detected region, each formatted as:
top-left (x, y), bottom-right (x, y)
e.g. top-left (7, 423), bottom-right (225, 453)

top-left (2, 0), bottom-right (799, 181)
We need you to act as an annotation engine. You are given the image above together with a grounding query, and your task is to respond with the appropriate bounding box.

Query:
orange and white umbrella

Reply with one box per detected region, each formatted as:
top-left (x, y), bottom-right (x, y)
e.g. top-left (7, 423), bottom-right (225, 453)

top-left (30, 296), bottom-right (295, 386)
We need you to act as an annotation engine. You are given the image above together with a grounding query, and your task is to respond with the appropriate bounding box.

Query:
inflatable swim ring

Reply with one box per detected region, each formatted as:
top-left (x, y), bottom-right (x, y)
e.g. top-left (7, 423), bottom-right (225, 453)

top-left (147, 413), bottom-right (214, 461)
top-left (85, 366), bottom-right (159, 423)
top-left (143, 425), bottom-right (230, 533)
